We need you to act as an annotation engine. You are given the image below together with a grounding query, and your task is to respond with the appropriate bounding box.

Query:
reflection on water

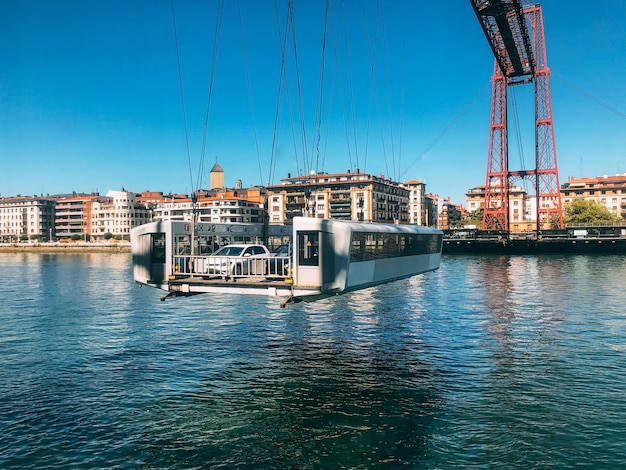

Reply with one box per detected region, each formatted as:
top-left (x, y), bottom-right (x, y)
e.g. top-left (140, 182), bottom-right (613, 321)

top-left (1, 253), bottom-right (626, 468)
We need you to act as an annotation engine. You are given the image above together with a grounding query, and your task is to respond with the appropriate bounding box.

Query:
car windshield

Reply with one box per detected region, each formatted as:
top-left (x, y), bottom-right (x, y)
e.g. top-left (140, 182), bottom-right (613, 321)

top-left (212, 246), bottom-right (244, 257)
top-left (273, 244), bottom-right (291, 256)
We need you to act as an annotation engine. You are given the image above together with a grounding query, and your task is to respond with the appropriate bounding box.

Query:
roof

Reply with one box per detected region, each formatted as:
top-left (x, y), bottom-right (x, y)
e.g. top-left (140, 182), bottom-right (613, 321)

top-left (210, 162), bottom-right (224, 173)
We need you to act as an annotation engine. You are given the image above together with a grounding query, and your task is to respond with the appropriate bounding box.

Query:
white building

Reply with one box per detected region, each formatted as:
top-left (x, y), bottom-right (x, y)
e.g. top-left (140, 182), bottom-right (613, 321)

top-left (152, 196), bottom-right (264, 224)
top-left (0, 197), bottom-right (56, 242)
top-left (402, 179), bottom-right (427, 225)
top-left (91, 190), bottom-right (151, 239)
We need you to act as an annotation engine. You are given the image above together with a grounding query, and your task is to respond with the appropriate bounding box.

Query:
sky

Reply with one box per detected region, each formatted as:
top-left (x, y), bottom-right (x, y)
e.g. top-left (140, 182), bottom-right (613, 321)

top-left (1, 0), bottom-right (625, 205)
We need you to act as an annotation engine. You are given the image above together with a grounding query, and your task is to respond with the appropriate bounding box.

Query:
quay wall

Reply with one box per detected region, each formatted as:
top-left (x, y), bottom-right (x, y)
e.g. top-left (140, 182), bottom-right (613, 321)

top-left (443, 237), bottom-right (626, 254)
top-left (0, 243), bottom-right (131, 254)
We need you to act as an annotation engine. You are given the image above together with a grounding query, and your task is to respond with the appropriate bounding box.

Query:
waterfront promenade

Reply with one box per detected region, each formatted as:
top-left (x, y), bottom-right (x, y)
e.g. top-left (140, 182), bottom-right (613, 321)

top-left (0, 242), bottom-right (131, 253)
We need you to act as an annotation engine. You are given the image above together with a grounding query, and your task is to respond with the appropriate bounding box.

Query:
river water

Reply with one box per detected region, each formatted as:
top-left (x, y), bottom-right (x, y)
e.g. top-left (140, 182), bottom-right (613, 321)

top-left (1, 252), bottom-right (625, 469)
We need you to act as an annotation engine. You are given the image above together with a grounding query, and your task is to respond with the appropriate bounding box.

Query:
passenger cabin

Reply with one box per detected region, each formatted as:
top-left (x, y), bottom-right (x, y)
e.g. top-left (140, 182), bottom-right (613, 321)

top-left (131, 217), bottom-right (443, 303)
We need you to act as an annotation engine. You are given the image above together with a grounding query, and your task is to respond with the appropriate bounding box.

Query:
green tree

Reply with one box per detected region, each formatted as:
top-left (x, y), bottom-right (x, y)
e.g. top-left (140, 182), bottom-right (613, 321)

top-left (460, 208), bottom-right (484, 228)
top-left (70, 233), bottom-right (83, 241)
top-left (103, 232), bottom-right (114, 240)
top-left (563, 200), bottom-right (623, 225)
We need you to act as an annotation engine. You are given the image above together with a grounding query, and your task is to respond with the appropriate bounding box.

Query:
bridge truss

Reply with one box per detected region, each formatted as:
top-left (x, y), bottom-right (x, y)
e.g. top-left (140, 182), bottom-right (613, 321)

top-left (470, 0), bottom-right (563, 231)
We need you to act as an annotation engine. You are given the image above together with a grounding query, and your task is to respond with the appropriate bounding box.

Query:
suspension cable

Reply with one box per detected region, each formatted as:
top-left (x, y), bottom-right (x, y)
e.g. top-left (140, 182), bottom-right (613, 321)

top-left (398, 0), bottom-right (408, 181)
top-left (400, 81), bottom-right (491, 179)
top-left (197, 0), bottom-right (225, 193)
top-left (361, 0), bottom-right (389, 177)
top-left (237, 0), bottom-right (264, 186)
top-left (288, 0), bottom-right (310, 176)
top-left (311, 0), bottom-right (330, 174)
top-left (378, 0), bottom-right (396, 179)
top-left (170, 0), bottom-right (195, 195)
top-left (342, 0), bottom-right (360, 171)
top-left (269, 0), bottom-right (300, 183)
top-left (552, 73), bottom-right (626, 120)
top-left (327, 6), bottom-right (352, 172)
top-left (509, 87), bottom-right (529, 193)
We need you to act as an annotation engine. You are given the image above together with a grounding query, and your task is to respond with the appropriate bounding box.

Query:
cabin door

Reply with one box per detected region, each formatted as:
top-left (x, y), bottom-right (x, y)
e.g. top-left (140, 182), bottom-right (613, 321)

top-left (296, 230), bottom-right (334, 288)
top-left (150, 232), bottom-right (167, 283)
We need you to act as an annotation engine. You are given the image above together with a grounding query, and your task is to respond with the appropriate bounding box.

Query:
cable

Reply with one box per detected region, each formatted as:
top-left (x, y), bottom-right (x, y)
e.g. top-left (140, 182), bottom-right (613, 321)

top-left (170, 0), bottom-right (194, 196)
top-left (400, 80), bottom-right (491, 179)
top-left (552, 73), bottom-right (626, 121)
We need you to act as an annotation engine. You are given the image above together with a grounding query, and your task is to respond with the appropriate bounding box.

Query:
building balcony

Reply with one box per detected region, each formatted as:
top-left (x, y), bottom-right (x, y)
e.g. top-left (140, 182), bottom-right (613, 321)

top-left (285, 210), bottom-right (304, 219)
top-left (329, 206), bottom-right (351, 213)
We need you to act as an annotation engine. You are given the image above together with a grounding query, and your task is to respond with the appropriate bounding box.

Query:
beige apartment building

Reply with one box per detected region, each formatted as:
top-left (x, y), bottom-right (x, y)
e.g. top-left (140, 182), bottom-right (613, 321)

top-left (561, 174), bottom-right (626, 219)
top-left (465, 173), bottom-right (626, 231)
top-left (465, 183), bottom-right (537, 231)
top-left (266, 171), bottom-right (414, 224)
top-left (0, 196), bottom-right (56, 241)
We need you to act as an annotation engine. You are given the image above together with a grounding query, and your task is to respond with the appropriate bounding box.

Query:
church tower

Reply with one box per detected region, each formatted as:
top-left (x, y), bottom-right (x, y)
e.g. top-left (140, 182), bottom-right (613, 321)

top-left (209, 161), bottom-right (224, 189)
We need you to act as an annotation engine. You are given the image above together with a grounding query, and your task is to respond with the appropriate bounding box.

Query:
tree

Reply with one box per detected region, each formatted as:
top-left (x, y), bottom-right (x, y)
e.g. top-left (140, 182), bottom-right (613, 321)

top-left (563, 200), bottom-right (623, 226)
top-left (103, 232), bottom-right (113, 240)
top-left (460, 208), bottom-right (484, 228)
top-left (70, 233), bottom-right (83, 241)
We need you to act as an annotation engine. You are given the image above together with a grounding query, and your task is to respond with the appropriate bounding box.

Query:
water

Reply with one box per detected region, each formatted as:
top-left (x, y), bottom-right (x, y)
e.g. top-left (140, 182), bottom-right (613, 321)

top-left (1, 252), bottom-right (626, 469)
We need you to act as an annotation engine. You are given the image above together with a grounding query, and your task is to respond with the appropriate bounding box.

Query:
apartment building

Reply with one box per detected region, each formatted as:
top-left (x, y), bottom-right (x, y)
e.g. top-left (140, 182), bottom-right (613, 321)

top-left (403, 179), bottom-right (428, 226)
top-left (561, 174), bottom-right (626, 219)
top-left (0, 196), bottom-right (56, 241)
top-left (91, 190), bottom-right (152, 239)
top-left (148, 188), bottom-right (265, 224)
top-left (465, 183), bottom-right (537, 231)
top-left (54, 193), bottom-right (104, 238)
top-left (266, 171), bottom-right (412, 224)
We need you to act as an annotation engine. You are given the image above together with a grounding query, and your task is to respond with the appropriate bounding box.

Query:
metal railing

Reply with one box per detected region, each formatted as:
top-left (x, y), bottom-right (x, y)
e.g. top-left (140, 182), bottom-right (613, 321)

top-left (173, 255), bottom-right (290, 280)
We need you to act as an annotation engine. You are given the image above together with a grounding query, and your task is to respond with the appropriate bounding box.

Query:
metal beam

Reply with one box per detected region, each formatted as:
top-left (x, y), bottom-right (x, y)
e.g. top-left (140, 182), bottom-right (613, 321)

top-left (470, 0), bottom-right (535, 84)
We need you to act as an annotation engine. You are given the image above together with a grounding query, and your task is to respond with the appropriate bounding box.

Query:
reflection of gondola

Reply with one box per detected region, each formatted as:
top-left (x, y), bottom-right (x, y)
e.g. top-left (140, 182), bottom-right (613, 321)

top-left (131, 217), bottom-right (442, 305)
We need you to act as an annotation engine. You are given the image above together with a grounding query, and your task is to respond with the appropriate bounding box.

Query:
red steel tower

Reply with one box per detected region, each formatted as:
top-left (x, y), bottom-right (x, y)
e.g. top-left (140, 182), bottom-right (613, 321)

top-left (470, 1), bottom-right (563, 231)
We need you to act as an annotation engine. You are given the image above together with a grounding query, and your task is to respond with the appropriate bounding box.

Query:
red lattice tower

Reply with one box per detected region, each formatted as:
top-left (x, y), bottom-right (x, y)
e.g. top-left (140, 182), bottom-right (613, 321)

top-left (472, 1), bottom-right (563, 231)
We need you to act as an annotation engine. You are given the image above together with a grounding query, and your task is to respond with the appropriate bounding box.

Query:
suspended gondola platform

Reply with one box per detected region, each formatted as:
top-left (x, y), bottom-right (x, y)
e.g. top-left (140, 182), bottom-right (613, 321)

top-left (131, 217), bottom-right (443, 306)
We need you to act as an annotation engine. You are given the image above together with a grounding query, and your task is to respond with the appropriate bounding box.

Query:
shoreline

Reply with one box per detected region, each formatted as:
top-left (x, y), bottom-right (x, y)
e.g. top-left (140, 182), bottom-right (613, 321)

top-left (0, 243), bottom-right (131, 254)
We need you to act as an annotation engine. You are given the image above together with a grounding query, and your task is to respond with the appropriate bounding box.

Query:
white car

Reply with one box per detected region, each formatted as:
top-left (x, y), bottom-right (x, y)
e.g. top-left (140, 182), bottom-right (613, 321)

top-left (206, 244), bottom-right (270, 276)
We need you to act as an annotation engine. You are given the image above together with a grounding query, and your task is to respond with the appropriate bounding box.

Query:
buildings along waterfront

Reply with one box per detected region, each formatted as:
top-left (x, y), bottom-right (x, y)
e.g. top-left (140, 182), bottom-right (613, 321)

top-left (2, 168), bottom-right (626, 243)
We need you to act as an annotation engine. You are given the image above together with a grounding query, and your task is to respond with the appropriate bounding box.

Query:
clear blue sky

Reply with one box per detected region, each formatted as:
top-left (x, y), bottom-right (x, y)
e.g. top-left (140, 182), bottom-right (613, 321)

top-left (1, 0), bottom-right (625, 205)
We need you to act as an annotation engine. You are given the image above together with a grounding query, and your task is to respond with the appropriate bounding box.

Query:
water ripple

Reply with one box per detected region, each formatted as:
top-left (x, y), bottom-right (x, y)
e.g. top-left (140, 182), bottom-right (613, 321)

top-left (1, 253), bottom-right (626, 468)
